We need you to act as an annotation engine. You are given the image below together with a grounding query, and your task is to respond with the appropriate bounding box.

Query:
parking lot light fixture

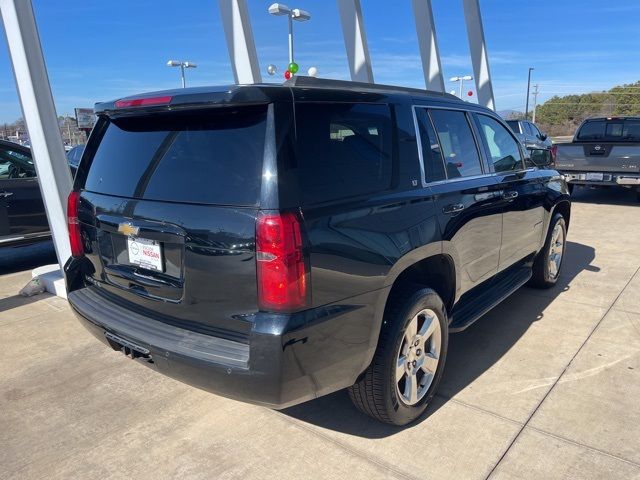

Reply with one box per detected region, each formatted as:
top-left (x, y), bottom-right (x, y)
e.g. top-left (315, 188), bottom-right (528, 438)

top-left (166, 60), bottom-right (197, 88)
top-left (268, 3), bottom-right (311, 69)
top-left (450, 75), bottom-right (473, 98)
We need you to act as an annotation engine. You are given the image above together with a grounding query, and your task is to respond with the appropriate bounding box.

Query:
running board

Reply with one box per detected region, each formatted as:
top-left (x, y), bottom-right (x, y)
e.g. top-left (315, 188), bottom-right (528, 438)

top-left (449, 266), bottom-right (532, 332)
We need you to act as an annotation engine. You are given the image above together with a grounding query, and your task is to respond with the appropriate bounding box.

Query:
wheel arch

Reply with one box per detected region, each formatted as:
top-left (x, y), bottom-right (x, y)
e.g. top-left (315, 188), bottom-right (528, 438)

top-left (357, 245), bottom-right (459, 378)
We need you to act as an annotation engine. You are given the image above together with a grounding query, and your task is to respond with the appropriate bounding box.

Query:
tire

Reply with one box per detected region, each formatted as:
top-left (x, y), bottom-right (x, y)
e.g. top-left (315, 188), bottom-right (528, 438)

top-left (348, 286), bottom-right (448, 425)
top-left (529, 213), bottom-right (567, 289)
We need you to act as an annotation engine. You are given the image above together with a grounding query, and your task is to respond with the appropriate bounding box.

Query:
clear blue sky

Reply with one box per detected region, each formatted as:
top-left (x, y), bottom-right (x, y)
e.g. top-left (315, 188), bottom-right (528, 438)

top-left (1, 0), bottom-right (640, 123)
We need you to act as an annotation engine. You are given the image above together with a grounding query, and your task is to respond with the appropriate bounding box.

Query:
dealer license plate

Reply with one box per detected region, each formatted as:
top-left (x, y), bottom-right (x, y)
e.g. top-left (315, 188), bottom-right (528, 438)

top-left (127, 237), bottom-right (163, 271)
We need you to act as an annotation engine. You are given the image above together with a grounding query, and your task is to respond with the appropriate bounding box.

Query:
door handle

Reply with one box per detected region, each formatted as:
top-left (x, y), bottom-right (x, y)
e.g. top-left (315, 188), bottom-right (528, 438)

top-left (0, 191), bottom-right (13, 198)
top-left (503, 191), bottom-right (518, 200)
top-left (443, 203), bottom-right (465, 214)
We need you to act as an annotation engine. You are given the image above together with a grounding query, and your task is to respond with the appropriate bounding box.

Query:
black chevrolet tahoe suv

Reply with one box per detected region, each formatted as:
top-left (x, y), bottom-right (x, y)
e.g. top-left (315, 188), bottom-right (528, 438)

top-left (65, 77), bottom-right (571, 425)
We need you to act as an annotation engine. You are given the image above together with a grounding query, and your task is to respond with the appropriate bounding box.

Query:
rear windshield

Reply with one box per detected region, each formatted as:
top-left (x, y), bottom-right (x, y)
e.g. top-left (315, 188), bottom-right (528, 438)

top-left (83, 107), bottom-right (267, 205)
top-left (577, 119), bottom-right (640, 141)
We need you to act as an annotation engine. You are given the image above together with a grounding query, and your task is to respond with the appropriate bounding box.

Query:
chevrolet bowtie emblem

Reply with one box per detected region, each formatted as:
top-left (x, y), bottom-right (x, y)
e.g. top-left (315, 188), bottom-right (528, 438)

top-left (118, 222), bottom-right (139, 237)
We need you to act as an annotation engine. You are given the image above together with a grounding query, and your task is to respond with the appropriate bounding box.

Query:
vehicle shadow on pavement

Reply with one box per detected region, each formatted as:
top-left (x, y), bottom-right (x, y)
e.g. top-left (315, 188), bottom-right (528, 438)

top-left (570, 186), bottom-right (638, 206)
top-left (0, 241), bottom-right (57, 276)
top-left (281, 241), bottom-right (596, 438)
top-left (0, 293), bottom-right (45, 313)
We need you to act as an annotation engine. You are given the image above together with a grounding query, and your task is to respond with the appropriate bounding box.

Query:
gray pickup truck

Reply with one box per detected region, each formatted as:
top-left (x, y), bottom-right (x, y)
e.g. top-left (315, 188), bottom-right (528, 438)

top-left (555, 117), bottom-right (640, 201)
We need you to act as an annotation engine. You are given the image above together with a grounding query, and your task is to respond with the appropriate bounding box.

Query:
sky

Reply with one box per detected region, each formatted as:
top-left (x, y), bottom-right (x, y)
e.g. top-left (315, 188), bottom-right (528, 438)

top-left (1, 0), bottom-right (640, 123)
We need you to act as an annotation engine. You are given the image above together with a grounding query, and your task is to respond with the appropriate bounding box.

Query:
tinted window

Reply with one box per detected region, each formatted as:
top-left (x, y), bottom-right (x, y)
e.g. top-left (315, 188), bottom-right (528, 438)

top-left (623, 120), bottom-right (640, 140)
top-left (0, 145), bottom-right (36, 180)
top-left (84, 107), bottom-right (266, 205)
top-left (577, 119), bottom-right (640, 141)
top-left (295, 103), bottom-right (393, 204)
top-left (415, 108), bottom-right (446, 183)
top-left (605, 123), bottom-right (623, 138)
top-left (67, 145), bottom-right (85, 166)
top-left (577, 121), bottom-right (605, 140)
top-left (522, 122), bottom-right (534, 135)
top-left (476, 114), bottom-right (523, 173)
top-left (506, 120), bottom-right (520, 134)
top-left (429, 110), bottom-right (483, 178)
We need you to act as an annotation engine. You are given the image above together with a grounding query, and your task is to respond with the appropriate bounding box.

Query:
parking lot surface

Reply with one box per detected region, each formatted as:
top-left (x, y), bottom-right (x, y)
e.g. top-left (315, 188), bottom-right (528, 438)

top-left (1, 187), bottom-right (639, 480)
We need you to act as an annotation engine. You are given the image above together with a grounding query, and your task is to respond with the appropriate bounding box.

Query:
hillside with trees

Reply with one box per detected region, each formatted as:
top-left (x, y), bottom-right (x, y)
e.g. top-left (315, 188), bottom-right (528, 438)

top-left (535, 81), bottom-right (640, 136)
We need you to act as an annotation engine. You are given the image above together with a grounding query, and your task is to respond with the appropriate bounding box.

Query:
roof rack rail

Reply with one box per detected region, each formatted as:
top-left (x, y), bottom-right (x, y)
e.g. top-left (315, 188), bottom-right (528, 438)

top-left (284, 76), bottom-right (460, 100)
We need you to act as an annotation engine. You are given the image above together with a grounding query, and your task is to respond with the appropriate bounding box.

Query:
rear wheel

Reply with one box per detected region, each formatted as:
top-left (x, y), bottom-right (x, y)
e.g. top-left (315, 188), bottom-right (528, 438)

top-left (530, 213), bottom-right (567, 289)
top-left (348, 287), bottom-right (448, 425)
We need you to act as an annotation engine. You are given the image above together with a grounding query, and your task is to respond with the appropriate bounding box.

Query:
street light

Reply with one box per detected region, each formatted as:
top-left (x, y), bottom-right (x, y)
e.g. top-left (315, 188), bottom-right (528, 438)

top-left (450, 75), bottom-right (473, 99)
top-left (525, 67), bottom-right (535, 120)
top-left (268, 3), bottom-right (311, 69)
top-left (166, 60), bottom-right (197, 88)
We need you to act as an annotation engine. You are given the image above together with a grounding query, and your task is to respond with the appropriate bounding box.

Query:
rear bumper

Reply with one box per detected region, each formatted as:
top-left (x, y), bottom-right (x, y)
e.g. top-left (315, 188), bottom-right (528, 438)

top-left (560, 171), bottom-right (640, 187)
top-left (67, 285), bottom-right (385, 409)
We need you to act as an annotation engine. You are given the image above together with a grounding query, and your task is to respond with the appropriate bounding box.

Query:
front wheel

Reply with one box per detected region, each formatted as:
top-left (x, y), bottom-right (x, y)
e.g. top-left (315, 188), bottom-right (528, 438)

top-left (529, 213), bottom-right (567, 289)
top-left (348, 287), bottom-right (448, 425)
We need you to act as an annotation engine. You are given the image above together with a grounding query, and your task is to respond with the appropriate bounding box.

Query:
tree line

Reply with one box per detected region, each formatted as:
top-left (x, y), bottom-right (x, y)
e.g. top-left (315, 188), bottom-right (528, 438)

top-left (534, 81), bottom-right (640, 136)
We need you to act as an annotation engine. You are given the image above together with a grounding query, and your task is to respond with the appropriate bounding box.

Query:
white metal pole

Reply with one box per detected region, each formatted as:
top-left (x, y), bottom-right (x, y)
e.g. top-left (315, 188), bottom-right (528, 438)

top-left (337, 0), bottom-right (374, 83)
top-left (180, 63), bottom-right (186, 88)
top-left (459, 78), bottom-right (464, 99)
top-left (288, 14), bottom-right (293, 64)
top-left (218, 0), bottom-right (262, 84)
top-left (0, 0), bottom-right (72, 269)
top-left (411, 0), bottom-right (445, 92)
top-left (462, 0), bottom-right (495, 110)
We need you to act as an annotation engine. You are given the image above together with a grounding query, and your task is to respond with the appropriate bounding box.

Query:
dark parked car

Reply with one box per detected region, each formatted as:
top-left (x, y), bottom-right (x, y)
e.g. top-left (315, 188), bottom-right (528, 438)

top-left (0, 139), bottom-right (50, 245)
top-left (506, 119), bottom-right (554, 166)
top-left (65, 77), bottom-right (571, 425)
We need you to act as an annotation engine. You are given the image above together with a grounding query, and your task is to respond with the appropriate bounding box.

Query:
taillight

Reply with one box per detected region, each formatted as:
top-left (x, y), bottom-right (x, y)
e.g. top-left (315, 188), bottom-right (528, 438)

top-left (551, 145), bottom-right (558, 163)
top-left (67, 190), bottom-right (83, 257)
top-left (256, 211), bottom-right (307, 312)
top-left (114, 95), bottom-right (172, 108)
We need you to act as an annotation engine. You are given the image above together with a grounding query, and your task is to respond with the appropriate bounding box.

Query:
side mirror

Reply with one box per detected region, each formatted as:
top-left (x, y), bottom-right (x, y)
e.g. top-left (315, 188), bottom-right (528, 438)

top-left (529, 148), bottom-right (552, 167)
top-left (539, 133), bottom-right (548, 141)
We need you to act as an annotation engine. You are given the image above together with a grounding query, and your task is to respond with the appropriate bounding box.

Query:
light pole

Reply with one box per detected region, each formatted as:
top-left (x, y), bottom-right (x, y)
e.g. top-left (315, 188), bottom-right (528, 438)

top-left (525, 67), bottom-right (534, 119)
top-left (450, 75), bottom-right (473, 98)
top-left (166, 60), bottom-right (197, 88)
top-left (268, 3), bottom-right (310, 72)
top-left (532, 84), bottom-right (540, 123)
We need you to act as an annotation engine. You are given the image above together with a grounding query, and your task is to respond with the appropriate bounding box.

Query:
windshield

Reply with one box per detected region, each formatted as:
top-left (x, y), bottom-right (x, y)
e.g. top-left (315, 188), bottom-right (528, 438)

top-left (577, 119), bottom-right (640, 141)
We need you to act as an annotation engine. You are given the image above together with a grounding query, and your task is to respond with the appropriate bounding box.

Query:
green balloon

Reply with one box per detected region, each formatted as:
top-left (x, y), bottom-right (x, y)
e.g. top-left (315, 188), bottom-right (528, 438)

top-left (288, 62), bottom-right (299, 74)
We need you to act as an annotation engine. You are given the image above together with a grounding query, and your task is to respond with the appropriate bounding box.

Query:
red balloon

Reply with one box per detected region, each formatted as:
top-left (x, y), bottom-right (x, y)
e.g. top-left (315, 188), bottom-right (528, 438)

top-left (284, 70), bottom-right (292, 80)
top-left (467, 90), bottom-right (473, 96)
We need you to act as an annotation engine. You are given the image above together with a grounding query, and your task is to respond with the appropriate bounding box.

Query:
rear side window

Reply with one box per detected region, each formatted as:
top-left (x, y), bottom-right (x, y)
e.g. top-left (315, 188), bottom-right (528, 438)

top-left (83, 107), bottom-right (267, 205)
top-left (415, 108), bottom-right (446, 183)
top-left (294, 103), bottom-right (393, 204)
top-left (429, 110), bottom-right (483, 178)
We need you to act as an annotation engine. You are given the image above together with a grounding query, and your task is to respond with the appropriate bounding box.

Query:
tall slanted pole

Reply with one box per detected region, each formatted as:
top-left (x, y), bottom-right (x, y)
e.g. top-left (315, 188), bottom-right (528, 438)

top-left (411, 0), bottom-right (445, 92)
top-left (219, 0), bottom-right (262, 84)
top-left (462, 0), bottom-right (495, 110)
top-left (337, 0), bottom-right (374, 83)
top-left (1, 0), bottom-right (72, 269)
